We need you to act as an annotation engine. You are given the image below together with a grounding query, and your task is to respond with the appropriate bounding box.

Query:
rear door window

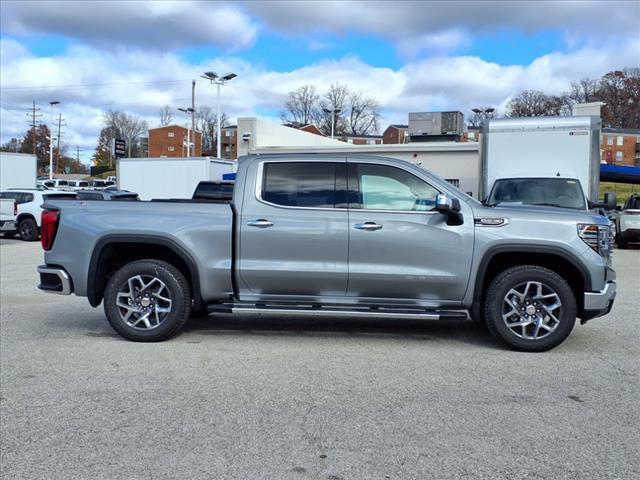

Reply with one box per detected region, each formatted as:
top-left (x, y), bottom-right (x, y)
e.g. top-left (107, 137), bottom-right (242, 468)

top-left (15, 193), bottom-right (34, 204)
top-left (261, 162), bottom-right (345, 208)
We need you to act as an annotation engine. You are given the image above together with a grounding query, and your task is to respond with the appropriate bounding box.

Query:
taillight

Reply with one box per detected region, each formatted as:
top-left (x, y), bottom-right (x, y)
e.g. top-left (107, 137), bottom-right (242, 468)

top-left (41, 209), bottom-right (60, 251)
top-left (13, 201), bottom-right (17, 216)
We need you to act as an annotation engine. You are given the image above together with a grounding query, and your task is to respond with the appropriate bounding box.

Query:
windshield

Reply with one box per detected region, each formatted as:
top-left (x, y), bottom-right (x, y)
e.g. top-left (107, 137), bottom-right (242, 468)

top-left (488, 178), bottom-right (586, 210)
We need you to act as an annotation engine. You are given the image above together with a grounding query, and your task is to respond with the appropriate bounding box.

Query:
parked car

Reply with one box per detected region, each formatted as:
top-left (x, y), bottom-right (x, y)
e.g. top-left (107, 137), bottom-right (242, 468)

top-left (2, 189), bottom-right (76, 241)
top-left (90, 179), bottom-right (116, 189)
top-left (615, 193), bottom-right (640, 248)
top-left (76, 189), bottom-right (139, 201)
top-left (66, 180), bottom-right (91, 190)
top-left (37, 154), bottom-right (616, 351)
top-left (0, 195), bottom-right (17, 237)
top-left (36, 180), bottom-right (54, 189)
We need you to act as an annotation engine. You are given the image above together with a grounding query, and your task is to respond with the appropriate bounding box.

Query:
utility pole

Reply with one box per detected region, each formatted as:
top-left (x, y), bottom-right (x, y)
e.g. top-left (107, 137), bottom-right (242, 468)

top-left (53, 113), bottom-right (66, 174)
top-left (25, 101), bottom-right (42, 157)
top-left (76, 146), bottom-right (80, 163)
top-left (191, 80), bottom-right (196, 149)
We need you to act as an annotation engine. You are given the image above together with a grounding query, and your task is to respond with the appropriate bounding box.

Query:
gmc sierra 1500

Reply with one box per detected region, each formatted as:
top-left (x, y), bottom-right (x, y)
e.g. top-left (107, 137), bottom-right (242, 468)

top-left (37, 154), bottom-right (616, 351)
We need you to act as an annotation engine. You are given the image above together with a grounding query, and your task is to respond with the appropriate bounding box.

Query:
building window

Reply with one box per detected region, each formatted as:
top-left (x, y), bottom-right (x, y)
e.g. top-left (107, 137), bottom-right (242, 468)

top-left (617, 136), bottom-right (624, 146)
top-left (615, 151), bottom-right (623, 162)
top-left (606, 136), bottom-right (613, 146)
top-left (168, 132), bottom-right (175, 138)
top-left (445, 179), bottom-right (460, 188)
top-left (168, 146), bottom-right (175, 152)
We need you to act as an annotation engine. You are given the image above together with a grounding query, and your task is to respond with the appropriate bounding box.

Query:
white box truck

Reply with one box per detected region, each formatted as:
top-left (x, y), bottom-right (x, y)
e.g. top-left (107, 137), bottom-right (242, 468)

top-left (117, 157), bottom-right (237, 200)
top-left (0, 152), bottom-right (37, 191)
top-left (480, 116), bottom-right (603, 210)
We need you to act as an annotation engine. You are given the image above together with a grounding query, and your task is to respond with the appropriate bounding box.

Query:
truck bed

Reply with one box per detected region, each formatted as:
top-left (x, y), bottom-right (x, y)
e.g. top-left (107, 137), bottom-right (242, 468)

top-left (43, 199), bottom-right (235, 302)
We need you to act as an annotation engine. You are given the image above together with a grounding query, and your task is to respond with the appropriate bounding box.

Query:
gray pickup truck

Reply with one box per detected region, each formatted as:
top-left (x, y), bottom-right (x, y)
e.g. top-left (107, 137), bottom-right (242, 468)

top-left (38, 154), bottom-right (617, 351)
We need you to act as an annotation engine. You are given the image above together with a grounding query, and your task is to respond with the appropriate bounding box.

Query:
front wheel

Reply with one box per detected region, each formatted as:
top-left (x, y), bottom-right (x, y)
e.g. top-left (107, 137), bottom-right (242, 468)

top-left (103, 259), bottom-right (191, 341)
top-left (484, 266), bottom-right (576, 352)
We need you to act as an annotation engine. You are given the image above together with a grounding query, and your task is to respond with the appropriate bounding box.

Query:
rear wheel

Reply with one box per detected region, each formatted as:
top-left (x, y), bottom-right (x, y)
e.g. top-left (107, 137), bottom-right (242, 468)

top-left (103, 260), bottom-right (191, 341)
top-left (18, 218), bottom-right (38, 241)
top-left (484, 266), bottom-right (576, 352)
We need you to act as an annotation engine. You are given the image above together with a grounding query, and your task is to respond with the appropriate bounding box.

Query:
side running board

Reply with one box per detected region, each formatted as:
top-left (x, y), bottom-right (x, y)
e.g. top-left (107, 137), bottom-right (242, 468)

top-left (207, 304), bottom-right (469, 321)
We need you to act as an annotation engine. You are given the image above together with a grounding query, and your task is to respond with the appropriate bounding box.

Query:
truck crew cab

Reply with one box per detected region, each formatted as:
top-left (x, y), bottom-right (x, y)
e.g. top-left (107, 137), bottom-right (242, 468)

top-left (37, 154), bottom-right (617, 351)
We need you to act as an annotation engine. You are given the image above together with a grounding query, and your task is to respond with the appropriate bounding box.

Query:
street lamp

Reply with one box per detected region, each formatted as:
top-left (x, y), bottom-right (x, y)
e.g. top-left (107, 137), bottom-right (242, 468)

top-left (48, 101), bottom-right (60, 179)
top-left (177, 107), bottom-right (195, 156)
top-left (471, 107), bottom-right (495, 127)
top-left (201, 71), bottom-right (237, 158)
top-left (322, 107), bottom-right (341, 139)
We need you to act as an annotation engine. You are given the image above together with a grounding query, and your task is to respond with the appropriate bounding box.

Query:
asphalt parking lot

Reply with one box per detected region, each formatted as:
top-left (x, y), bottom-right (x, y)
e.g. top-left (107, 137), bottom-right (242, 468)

top-left (1, 238), bottom-right (638, 480)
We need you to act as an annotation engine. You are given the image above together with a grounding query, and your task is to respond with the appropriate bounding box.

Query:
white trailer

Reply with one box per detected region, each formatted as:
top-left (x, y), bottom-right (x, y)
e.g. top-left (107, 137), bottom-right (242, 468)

top-left (0, 152), bottom-right (37, 191)
top-left (117, 157), bottom-right (237, 200)
top-left (480, 116), bottom-right (601, 206)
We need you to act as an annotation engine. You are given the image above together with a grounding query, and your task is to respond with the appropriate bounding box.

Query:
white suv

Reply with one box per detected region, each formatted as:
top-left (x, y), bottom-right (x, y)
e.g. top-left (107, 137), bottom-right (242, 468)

top-left (616, 193), bottom-right (640, 248)
top-left (0, 189), bottom-right (76, 241)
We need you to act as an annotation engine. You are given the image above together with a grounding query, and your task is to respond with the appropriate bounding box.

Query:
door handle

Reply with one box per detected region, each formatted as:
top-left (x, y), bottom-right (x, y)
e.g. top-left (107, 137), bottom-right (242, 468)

top-left (247, 219), bottom-right (274, 228)
top-left (354, 222), bottom-right (382, 231)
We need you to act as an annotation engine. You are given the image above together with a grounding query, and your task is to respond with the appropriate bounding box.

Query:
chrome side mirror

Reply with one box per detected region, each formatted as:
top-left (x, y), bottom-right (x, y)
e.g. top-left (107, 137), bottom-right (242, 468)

top-left (435, 193), bottom-right (452, 214)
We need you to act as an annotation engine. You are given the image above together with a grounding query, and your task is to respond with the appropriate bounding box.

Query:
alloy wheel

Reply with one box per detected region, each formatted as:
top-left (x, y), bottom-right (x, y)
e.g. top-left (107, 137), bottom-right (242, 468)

top-left (502, 281), bottom-right (562, 340)
top-left (115, 274), bottom-right (173, 330)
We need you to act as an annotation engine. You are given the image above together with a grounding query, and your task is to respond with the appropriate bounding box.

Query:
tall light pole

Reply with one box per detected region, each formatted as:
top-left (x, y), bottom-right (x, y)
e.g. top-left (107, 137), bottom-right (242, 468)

top-left (201, 71), bottom-right (237, 158)
top-left (471, 107), bottom-right (495, 126)
top-left (178, 107), bottom-right (194, 156)
top-left (323, 107), bottom-right (341, 139)
top-left (48, 101), bottom-right (60, 179)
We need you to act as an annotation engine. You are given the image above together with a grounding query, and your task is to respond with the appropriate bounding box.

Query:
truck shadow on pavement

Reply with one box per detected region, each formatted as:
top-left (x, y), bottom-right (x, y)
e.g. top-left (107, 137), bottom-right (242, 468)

top-left (182, 314), bottom-right (500, 349)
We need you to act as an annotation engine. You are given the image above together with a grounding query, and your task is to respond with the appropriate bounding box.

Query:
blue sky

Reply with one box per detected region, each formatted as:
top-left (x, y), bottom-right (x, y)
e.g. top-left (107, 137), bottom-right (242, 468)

top-left (1, 0), bottom-right (638, 161)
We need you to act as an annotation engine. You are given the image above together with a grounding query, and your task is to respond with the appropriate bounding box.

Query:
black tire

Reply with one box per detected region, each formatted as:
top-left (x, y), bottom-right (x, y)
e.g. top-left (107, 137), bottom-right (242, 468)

top-left (103, 259), bottom-right (191, 342)
top-left (18, 217), bottom-right (38, 241)
top-left (616, 236), bottom-right (629, 249)
top-left (484, 265), bottom-right (576, 352)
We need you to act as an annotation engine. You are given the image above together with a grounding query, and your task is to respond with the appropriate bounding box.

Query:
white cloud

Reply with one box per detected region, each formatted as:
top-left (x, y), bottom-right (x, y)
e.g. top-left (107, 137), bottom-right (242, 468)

top-left (1, 37), bottom-right (637, 162)
top-left (245, 1), bottom-right (639, 55)
top-left (0, 1), bottom-right (258, 51)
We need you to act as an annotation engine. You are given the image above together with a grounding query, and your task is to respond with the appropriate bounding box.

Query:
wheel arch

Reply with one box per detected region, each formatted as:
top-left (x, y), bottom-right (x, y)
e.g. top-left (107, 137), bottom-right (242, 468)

top-left (87, 234), bottom-right (203, 310)
top-left (471, 245), bottom-right (591, 321)
top-left (16, 212), bottom-right (37, 225)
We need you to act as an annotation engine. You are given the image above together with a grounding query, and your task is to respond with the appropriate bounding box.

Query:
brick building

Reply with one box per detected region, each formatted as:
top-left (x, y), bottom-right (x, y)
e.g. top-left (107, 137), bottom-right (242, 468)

top-left (283, 123), bottom-right (325, 137)
top-left (383, 124), bottom-right (408, 144)
top-left (220, 125), bottom-right (238, 160)
top-left (148, 125), bottom-right (202, 158)
top-left (341, 134), bottom-right (383, 145)
top-left (601, 128), bottom-right (640, 166)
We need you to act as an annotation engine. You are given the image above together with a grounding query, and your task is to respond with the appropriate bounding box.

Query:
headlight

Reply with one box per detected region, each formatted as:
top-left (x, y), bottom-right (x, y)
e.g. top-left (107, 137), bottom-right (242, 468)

top-left (578, 224), bottom-right (610, 259)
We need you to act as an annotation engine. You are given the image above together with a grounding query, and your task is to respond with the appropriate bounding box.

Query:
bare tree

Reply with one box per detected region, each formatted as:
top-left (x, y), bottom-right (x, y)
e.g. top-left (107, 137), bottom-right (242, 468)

top-left (569, 78), bottom-right (599, 105)
top-left (318, 83), bottom-right (348, 136)
top-left (281, 85), bottom-right (320, 125)
top-left (158, 105), bottom-right (173, 126)
top-left (195, 106), bottom-right (230, 154)
top-left (347, 91), bottom-right (381, 135)
top-left (505, 90), bottom-right (569, 117)
top-left (103, 110), bottom-right (148, 157)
